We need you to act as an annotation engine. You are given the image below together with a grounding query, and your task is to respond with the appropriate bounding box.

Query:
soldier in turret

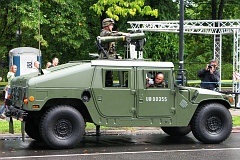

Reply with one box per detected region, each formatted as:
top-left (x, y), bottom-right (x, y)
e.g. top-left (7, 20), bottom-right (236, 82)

top-left (99, 18), bottom-right (129, 59)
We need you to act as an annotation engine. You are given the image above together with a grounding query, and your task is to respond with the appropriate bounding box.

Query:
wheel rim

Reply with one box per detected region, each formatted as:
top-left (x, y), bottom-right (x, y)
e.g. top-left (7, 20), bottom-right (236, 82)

top-left (54, 118), bottom-right (73, 139)
top-left (206, 115), bottom-right (222, 134)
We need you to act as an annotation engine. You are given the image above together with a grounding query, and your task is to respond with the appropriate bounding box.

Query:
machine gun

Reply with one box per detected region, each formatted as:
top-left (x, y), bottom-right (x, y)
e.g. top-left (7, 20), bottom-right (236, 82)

top-left (96, 32), bottom-right (146, 59)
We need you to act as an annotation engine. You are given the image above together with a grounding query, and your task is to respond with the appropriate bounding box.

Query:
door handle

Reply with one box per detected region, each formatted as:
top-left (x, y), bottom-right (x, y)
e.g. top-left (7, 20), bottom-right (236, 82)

top-left (139, 94), bottom-right (143, 103)
top-left (97, 96), bottom-right (102, 102)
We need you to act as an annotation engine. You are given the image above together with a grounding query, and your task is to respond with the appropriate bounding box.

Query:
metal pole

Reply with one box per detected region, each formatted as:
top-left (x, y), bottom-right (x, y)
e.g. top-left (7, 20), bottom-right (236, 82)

top-left (38, 0), bottom-right (41, 68)
top-left (177, 0), bottom-right (184, 85)
top-left (16, 3), bottom-right (21, 47)
top-left (38, 0), bottom-right (41, 53)
top-left (17, 26), bottom-right (21, 47)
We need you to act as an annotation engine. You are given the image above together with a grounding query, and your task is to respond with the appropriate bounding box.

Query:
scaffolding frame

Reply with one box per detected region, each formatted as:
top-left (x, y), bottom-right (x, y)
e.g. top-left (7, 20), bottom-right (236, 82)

top-left (128, 20), bottom-right (240, 92)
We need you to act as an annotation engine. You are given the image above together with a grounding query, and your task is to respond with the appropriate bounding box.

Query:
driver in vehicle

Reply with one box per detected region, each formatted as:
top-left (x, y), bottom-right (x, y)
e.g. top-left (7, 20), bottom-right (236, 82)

top-left (146, 72), bottom-right (167, 88)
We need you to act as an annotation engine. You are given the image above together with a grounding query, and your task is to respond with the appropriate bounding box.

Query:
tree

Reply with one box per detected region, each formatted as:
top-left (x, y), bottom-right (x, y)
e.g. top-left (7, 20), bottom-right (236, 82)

top-left (0, 0), bottom-right (91, 68)
top-left (90, 0), bottom-right (158, 21)
top-left (39, 0), bottom-right (90, 63)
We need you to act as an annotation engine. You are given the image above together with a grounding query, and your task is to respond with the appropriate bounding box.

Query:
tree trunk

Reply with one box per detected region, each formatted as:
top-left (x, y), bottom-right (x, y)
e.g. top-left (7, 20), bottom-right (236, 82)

top-left (218, 0), bottom-right (225, 19)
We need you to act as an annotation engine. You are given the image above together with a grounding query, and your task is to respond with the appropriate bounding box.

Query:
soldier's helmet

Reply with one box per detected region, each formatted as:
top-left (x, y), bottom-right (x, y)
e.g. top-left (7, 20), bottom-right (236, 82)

top-left (102, 18), bottom-right (115, 28)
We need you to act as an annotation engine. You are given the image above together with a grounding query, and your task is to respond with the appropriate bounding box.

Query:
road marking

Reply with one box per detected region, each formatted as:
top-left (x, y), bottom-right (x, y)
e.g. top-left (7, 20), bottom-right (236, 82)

top-left (1, 147), bottom-right (240, 159)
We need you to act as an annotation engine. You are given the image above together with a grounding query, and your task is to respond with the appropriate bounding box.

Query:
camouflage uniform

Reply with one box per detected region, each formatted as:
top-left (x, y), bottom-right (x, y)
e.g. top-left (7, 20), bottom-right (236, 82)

top-left (99, 18), bottom-right (126, 59)
top-left (149, 81), bottom-right (167, 88)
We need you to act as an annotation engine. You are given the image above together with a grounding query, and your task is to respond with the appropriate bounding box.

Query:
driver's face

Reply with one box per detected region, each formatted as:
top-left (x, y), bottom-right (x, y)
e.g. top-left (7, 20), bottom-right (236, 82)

top-left (155, 74), bottom-right (164, 84)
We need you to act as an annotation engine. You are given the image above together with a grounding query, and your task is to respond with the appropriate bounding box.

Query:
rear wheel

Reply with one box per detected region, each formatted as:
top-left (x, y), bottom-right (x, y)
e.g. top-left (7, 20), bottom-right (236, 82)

top-left (40, 105), bottom-right (85, 149)
top-left (191, 103), bottom-right (232, 144)
top-left (161, 126), bottom-right (191, 136)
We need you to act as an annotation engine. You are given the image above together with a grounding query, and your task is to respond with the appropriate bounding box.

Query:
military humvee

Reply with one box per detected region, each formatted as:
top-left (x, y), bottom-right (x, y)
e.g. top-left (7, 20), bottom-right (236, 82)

top-left (6, 34), bottom-right (235, 149)
top-left (6, 59), bottom-right (235, 149)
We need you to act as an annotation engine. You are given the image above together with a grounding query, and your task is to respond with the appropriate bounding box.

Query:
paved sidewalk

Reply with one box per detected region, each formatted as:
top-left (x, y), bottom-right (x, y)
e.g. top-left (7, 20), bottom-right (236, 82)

top-left (229, 108), bottom-right (240, 116)
top-left (1, 108), bottom-right (240, 139)
top-left (229, 108), bottom-right (240, 133)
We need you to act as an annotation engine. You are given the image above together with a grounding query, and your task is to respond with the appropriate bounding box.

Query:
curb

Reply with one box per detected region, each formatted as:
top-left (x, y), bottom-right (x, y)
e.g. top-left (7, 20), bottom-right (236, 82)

top-left (0, 128), bottom-right (163, 140)
top-left (232, 127), bottom-right (240, 133)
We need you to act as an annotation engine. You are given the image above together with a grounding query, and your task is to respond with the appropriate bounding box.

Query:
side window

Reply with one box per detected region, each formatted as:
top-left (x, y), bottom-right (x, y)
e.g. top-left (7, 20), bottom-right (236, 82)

top-left (104, 70), bottom-right (129, 88)
top-left (145, 70), bottom-right (169, 88)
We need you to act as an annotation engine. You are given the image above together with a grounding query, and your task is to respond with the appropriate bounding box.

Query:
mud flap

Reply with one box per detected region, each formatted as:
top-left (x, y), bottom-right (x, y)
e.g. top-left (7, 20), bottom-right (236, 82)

top-left (21, 121), bottom-right (25, 142)
top-left (9, 117), bottom-right (14, 134)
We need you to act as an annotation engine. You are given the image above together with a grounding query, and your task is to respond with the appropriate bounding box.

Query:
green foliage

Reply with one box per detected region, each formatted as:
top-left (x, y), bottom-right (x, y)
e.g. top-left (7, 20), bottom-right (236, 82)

top-left (90, 0), bottom-right (158, 21)
top-left (0, 0), bottom-right (92, 68)
top-left (144, 32), bottom-right (179, 62)
top-left (184, 0), bottom-right (240, 20)
top-left (39, 0), bottom-right (91, 63)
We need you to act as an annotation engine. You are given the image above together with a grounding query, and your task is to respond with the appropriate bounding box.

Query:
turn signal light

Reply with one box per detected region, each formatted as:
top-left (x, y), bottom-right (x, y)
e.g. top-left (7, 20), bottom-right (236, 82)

top-left (229, 97), bottom-right (234, 103)
top-left (23, 98), bottom-right (28, 104)
top-left (29, 96), bottom-right (35, 102)
top-left (32, 105), bottom-right (40, 109)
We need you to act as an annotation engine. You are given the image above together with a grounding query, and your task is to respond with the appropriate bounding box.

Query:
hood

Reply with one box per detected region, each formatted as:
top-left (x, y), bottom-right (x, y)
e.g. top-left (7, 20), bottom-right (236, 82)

top-left (186, 87), bottom-right (223, 96)
top-left (179, 86), bottom-right (234, 105)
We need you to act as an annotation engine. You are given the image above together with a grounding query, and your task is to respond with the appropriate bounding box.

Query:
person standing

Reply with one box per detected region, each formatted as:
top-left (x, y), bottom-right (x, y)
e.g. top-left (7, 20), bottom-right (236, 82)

top-left (7, 65), bottom-right (17, 94)
top-left (198, 59), bottom-right (220, 90)
top-left (32, 61), bottom-right (40, 72)
top-left (48, 56), bottom-right (59, 68)
top-left (0, 85), bottom-right (8, 119)
top-left (99, 18), bottom-right (129, 59)
top-left (1, 65), bottom-right (18, 117)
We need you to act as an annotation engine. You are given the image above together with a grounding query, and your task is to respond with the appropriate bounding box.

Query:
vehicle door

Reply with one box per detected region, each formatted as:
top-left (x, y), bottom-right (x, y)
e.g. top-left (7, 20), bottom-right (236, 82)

top-left (92, 67), bottom-right (136, 117)
top-left (137, 68), bottom-right (175, 117)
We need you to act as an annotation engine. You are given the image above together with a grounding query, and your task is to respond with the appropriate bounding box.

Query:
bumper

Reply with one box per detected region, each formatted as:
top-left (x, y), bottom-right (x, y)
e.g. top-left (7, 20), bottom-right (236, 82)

top-left (5, 106), bottom-right (27, 121)
top-left (5, 106), bottom-right (27, 142)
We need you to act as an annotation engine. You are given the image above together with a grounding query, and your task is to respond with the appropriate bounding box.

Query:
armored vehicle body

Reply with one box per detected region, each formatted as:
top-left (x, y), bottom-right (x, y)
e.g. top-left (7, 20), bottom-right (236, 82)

top-left (7, 59), bottom-right (234, 149)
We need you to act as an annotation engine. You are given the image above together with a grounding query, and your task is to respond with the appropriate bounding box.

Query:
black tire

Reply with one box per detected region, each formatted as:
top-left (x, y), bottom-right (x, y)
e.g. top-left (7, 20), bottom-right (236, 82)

top-left (191, 103), bottom-right (232, 144)
top-left (25, 117), bottom-right (42, 141)
top-left (161, 126), bottom-right (191, 136)
top-left (40, 105), bottom-right (85, 149)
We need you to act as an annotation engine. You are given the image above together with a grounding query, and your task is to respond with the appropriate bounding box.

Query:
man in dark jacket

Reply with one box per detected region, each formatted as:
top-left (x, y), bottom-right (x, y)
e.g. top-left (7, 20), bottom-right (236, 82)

top-left (198, 59), bottom-right (220, 90)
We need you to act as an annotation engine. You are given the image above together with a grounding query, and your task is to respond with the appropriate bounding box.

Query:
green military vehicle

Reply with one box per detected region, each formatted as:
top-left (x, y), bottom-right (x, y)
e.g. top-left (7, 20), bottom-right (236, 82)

top-left (6, 34), bottom-right (235, 149)
top-left (7, 59), bottom-right (235, 149)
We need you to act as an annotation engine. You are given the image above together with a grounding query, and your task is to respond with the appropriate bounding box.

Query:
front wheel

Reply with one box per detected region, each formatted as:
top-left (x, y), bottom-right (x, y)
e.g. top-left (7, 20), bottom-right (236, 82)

top-left (191, 103), bottom-right (232, 144)
top-left (40, 105), bottom-right (85, 149)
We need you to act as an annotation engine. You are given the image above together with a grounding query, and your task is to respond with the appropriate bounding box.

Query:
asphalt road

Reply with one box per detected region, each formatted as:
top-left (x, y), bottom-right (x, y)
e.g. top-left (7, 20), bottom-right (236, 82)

top-left (1, 130), bottom-right (240, 160)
